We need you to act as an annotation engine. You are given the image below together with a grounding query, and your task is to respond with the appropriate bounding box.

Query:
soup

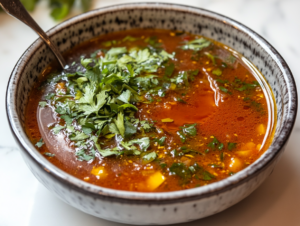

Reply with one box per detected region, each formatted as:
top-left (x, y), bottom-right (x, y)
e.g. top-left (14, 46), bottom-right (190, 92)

top-left (25, 29), bottom-right (275, 192)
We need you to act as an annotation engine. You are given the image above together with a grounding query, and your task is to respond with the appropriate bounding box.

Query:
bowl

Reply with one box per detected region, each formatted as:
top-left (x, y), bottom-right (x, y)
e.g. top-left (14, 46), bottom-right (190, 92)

top-left (6, 3), bottom-right (297, 225)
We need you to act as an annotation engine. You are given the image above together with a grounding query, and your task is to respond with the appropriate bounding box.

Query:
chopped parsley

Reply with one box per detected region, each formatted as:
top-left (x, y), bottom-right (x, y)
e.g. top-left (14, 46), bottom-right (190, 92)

top-left (228, 142), bottom-right (237, 151)
top-left (170, 162), bottom-right (215, 184)
top-left (42, 45), bottom-right (174, 161)
top-left (207, 137), bottom-right (223, 151)
top-left (44, 152), bottom-right (55, 157)
top-left (35, 138), bottom-right (44, 148)
top-left (181, 38), bottom-right (211, 51)
top-left (39, 101), bottom-right (47, 108)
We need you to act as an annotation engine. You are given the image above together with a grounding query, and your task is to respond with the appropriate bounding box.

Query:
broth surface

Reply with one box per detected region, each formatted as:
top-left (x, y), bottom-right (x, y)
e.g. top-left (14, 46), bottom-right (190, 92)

top-left (25, 29), bottom-right (275, 192)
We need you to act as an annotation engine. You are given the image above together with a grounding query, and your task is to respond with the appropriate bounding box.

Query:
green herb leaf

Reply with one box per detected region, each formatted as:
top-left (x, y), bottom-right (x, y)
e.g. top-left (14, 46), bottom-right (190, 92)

top-left (52, 125), bottom-right (65, 134)
top-left (165, 62), bottom-right (175, 77)
top-left (44, 152), bottom-right (55, 157)
top-left (177, 131), bottom-right (186, 143)
top-left (228, 142), bottom-right (237, 150)
top-left (106, 47), bottom-right (127, 56)
top-left (205, 52), bottom-right (216, 65)
top-left (115, 112), bottom-right (125, 137)
top-left (45, 93), bottom-right (56, 100)
top-left (129, 137), bottom-right (150, 152)
top-left (55, 106), bottom-right (66, 114)
top-left (154, 136), bottom-right (166, 146)
top-left (177, 97), bottom-right (187, 104)
top-left (183, 124), bottom-right (197, 136)
top-left (169, 163), bottom-right (192, 182)
top-left (191, 163), bottom-right (215, 181)
top-left (142, 151), bottom-right (157, 164)
top-left (82, 126), bottom-right (93, 135)
top-left (35, 138), bottom-right (44, 148)
top-left (70, 132), bottom-right (89, 141)
top-left (117, 90), bottom-right (131, 103)
top-left (220, 152), bottom-right (224, 161)
top-left (76, 149), bottom-right (95, 161)
top-left (182, 38), bottom-right (211, 51)
top-left (218, 143), bottom-right (224, 151)
top-left (219, 86), bottom-right (229, 93)
top-left (60, 115), bottom-right (73, 126)
top-left (39, 101), bottom-right (47, 108)
top-left (207, 137), bottom-right (220, 150)
top-left (212, 68), bottom-right (222, 76)
top-left (202, 171), bottom-right (215, 181)
top-left (124, 121), bottom-right (137, 139)
top-left (97, 148), bottom-right (119, 157)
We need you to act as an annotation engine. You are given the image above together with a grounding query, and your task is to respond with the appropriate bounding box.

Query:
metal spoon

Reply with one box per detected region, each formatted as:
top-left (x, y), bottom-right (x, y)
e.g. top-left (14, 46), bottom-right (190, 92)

top-left (0, 0), bottom-right (66, 68)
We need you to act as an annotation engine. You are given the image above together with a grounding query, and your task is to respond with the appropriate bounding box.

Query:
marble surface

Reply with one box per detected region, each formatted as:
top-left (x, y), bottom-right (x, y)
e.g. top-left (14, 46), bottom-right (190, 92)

top-left (1, 0), bottom-right (300, 225)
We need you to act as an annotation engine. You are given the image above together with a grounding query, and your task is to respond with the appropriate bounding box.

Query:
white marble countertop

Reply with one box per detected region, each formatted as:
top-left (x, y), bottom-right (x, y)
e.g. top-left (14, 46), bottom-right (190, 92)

top-left (1, 0), bottom-right (300, 225)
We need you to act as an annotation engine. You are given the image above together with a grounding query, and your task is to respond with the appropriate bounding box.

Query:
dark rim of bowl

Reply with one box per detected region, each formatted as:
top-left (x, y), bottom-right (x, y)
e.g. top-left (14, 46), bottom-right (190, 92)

top-left (6, 2), bottom-right (298, 204)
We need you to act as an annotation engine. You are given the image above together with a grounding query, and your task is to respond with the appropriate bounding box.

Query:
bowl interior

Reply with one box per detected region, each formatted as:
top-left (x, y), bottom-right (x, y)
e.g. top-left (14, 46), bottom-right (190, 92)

top-left (7, 3), bottom-right (297, 199)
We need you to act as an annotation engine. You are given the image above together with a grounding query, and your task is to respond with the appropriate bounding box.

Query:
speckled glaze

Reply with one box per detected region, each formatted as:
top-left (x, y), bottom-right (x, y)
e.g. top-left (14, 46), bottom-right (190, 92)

top-left (6, 3), bottom-right (297, 225)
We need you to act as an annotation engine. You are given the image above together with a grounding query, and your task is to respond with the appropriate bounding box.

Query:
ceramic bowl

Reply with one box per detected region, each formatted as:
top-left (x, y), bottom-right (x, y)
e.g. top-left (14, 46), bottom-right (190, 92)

top-left (6, 3), bottom-right (297, 225)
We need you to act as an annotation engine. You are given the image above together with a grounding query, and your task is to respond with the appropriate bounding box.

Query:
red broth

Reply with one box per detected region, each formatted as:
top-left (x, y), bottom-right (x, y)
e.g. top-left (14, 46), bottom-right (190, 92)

top-left (25, 29), bottom-right (275, 192)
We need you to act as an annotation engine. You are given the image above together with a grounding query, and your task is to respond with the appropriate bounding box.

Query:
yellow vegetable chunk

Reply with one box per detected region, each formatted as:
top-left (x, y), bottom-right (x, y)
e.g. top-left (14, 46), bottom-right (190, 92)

top-left (235, 150), bottom-right (251, 157)
top-left (228, 157), bottom-right (243, 172)
top-left (56, 82), bottom-right (65, 90)
top-left (257, 124), bottom-right (266, 135)
top-left (256, 144), bottom-right (262, 151)
top-left (75, 90), bottom-right (82, 100)
top-left (180, 156), bottom-right (191, 166)
top-left (244, 142), bottom-right (256, 150)
top-left (91, 166), bottom-right (108, 179)
top-left (161, 118), bottom-right (174, 122)
top-left (146, 171), bottom-right (165, 191)
top-left (170, 83), bottom-right (177, 90)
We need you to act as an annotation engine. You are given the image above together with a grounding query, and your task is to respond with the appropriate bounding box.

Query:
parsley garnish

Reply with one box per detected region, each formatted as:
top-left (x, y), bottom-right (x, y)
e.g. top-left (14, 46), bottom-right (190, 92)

top-left (35, 138), bottom-right (44, 148)
top-left (142, 151), bottom-right (157, 164)
top-left (212, 68), bottom-right (222, 76)
top-left (181, 38), bottom-right (211, 51)
top-left (207, 137), bottom-right (223, 151)
top-left (228, 142), bottom-right (237, 150)
top-left (170, 163), bottom-right (215, 184)
top-left (177, 124), bottom-right (197, 143)
top-left (154, 136), bottom-right (166, 146)
top-left (39, 101), bottom-right (47, 108)
top-left (165, 62), bottom-right (175, 77)
top-left (76, 149), bottom-right (95, 161)
top-left (44, 152), bottom-right (55, 157)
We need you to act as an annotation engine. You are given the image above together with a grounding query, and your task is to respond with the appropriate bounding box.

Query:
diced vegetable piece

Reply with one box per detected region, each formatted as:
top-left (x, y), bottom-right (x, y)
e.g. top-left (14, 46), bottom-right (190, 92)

top-left (256, 144), bottom-right (262, 151)
top-left (56, 82), bottom-right (65, 90)
top-left (170, 83), bottom-right (176, 90)
top-left (241, 142), bottom-right (256, 151)
top-left (161, 118), bottom-right (174, 122)
top-left (146, 171), bottom-right (165, 191)
top-left (91, 166), bottom-right (108, 179)
top-left (180, 156), bottom-right (191, 166)
top-left (227, 157), bottom-right (243, 172)
top-left (257, 124), bottom-right (266, 135)
top-left (235, 150), bottom-right (251, 157)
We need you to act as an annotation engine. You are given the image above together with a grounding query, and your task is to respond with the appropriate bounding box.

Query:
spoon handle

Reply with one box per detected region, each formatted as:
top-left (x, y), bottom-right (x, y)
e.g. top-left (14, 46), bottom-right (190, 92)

top-left (0, 0), bottom-right (66, 68)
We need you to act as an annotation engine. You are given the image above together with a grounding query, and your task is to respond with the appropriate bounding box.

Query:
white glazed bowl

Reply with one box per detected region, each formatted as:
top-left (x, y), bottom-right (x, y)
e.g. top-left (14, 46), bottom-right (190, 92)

top-left (6, 3), bottom-right (297, 225)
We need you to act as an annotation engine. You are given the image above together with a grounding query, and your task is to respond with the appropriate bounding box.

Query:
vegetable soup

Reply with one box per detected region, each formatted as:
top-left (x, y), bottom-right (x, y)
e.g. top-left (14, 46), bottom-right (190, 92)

top-left (25, 29), bottom-right (275, 192)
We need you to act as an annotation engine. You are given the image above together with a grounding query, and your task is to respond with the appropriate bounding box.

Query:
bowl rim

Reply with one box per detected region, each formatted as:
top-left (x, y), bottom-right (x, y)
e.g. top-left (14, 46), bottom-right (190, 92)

top-left (6, 2), bottom-right (298, 204)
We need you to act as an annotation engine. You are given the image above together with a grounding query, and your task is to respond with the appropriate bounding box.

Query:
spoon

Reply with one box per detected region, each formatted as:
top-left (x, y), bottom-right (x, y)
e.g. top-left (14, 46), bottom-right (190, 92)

top-left (0, 0), bottom-right (66, 68)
